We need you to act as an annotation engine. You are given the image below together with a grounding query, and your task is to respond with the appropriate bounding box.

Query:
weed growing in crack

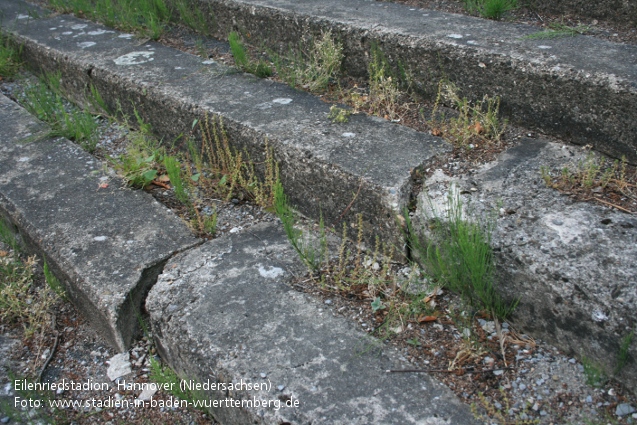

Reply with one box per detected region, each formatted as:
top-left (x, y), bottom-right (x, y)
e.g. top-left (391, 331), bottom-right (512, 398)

top-left (429, 80), bottom-right (507, 148)
top-left (228, 31), bottom-right (273, 78)
top-left (48, 0), bottom-right (170, 40)
top-left (164, 155), bottom-right (189, 204)
top-left (170, 0), bottom-right (212, 36)
top-left (0, 35), bottom-right (21, 80)
top-left (615, 329), bottom-right (634, 375)
top-left (274, 182), bottom-right (325, 272)
top-left (0, 225), bottom-right (58, 338)
top-left (273, 30), bottom-right (343, 93)
top-left (328, 105), bottom-right (351, 123)
top-left (20, 72), bottom-right (100, 152)
top-left (111, 127), bottom-right (164, 188)
top-left (581, 356), bottom-right (607, 387)
top-left (465, 0), bottom-right (517, 20)
top-left (405, 187), bottom-right (518, 320)
top-left (367, 43), bottom-right (402, 120)
top-left (43, 262), bottom-right (66, 299)
top-left (540, 151), bottom-right (637, 213)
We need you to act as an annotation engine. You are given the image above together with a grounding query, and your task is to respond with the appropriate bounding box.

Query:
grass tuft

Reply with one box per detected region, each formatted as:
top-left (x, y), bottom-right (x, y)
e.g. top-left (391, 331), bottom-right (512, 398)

top-left (273, 31), bottom-right (343, 93)
top-left (228, 31), bottom-right (273, 78)
top-left (465, 0), bottom-right (517, 20)
top-left (0, 35), bottom-right (22, 80)
top-left (20, 72), bottom-right (99, 152)
top-left (405, 187), bottom-right (517, 320)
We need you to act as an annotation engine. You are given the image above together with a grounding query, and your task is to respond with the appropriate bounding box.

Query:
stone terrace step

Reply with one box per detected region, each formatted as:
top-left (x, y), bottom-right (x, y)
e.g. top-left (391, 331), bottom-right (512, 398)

top-left (173, 0), bottom-right (637, 162)
top-left (0, 94), bottom-right (199, 351)
top-left (0, 0), bottom-right (450, 248)
top-left (147, 222), bottom-right (480, 425)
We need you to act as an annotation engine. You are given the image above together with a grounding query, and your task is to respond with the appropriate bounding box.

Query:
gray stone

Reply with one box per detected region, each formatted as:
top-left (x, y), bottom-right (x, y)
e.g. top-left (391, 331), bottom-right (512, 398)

top-left (0, 95), bottom-right (199, 351)
top-left (617, 403), bottom-right (636, 417)
top-left (0, 0), bottom-right (450, 248)
top-left (147, 222), bottom-right (478, 424)
top-left (167, 0), bottom-right (635, 161)
top-left (415, 138), bottom-right (637, 391)
top-left (107, 353), bottom-right (132, 381)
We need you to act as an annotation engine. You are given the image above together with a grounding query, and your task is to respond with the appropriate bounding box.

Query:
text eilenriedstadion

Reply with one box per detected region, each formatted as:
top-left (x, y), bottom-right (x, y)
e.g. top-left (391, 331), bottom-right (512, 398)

top-left (13, 378), bottom-right (300, 411)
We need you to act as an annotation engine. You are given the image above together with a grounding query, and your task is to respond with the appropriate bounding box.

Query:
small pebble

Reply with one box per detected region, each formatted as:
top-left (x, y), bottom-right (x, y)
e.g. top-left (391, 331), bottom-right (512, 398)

top-left (260, 373), bottom-right (267, 378)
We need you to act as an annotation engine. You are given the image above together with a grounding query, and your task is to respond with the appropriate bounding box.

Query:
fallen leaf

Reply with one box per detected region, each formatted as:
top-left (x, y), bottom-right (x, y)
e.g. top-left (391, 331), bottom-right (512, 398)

top-left (417, 315), bottom-right (438, 323)
top-left (157, 174), bottom-right (170, 182)
top-left (432, 128), bottom-right (442, 136)
top-left (0, 250), bottom-right (8, 257)
top-left (471, 122), bottom-right (484, 134)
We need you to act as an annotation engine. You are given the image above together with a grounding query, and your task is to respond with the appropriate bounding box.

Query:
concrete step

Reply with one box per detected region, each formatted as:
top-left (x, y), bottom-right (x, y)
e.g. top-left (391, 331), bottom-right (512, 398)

top-left (147, 221), bottom-right (479, 424)
top-left (413, 138), bottom-right (637, 392)
top-left (0, 0), bottom-right (449, 249)
top-left (0, 93), bottom-right (199, 351)
top-left (168, 0), bottom-right (637, 163)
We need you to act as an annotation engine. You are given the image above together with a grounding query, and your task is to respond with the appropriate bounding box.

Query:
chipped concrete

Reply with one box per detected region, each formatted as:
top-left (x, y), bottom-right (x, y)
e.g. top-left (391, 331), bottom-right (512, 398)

top-left (0, 0), bottom-right (449, 247)
top-left (414, 139), bottom-right (637, 391)
top-left (147, 222), bottom-right (479, 425)
top-left (163, 0), bottom-right (636, 162)
top-left (0, 94), bottom-right (199, 351)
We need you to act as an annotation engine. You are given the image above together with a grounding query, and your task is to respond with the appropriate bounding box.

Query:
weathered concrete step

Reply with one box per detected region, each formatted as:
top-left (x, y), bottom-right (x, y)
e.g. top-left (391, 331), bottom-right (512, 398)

top-left (147, 221), bottom-right (479, 425)
top-left (415, 138), bottom-right (637, 391)
top-left (0, 0), bottom-right (450, 248)
top-left (171, 0), bottom-right (637, 162)
top-left (0, 94), bottom-right (199, 351)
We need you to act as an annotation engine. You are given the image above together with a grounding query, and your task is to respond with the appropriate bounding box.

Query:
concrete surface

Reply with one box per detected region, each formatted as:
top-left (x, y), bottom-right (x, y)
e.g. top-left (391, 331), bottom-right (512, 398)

top-left (0, 0), bottom-right (450, 248)
top-left (521, 0), bottom-right (637, 26)
top-left (0, 94), bottom-right (199, 351)
top-left (165, 0), bottom-right (637, 162)
top-left (147, 222), bottom-right (479, 425)
top-left (414, 138), bottom-right (637, 391)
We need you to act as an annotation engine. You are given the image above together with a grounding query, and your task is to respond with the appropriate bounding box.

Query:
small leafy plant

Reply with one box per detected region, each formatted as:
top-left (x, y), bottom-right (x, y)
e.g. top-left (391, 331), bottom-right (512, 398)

top-left (328, 105), bottom-right (351, 123)
top-left (228, 32), bottom-right (272, 78)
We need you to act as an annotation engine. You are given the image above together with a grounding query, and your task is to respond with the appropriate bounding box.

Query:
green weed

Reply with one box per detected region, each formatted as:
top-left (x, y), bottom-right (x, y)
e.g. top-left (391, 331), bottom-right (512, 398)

top-left (111, 130), bottom-right (163, 188)
top-left (274, 182), bottom-right (323, 272)
top-left (328, 105), bottom-right (351, 123)
top-left (581, 356), bottom-right (606, 387)
top-left (540, 152), bottom-right (636, 213)
top-left (273, 31), bottom-right (343, 93)
top-left (0, 252), bottom-right (57, 338)
top-left (465, 0), bottom-right (517, 20)
top-left (149, 357), bottom-right (204, 405)
top-left (228, 31), bottom-right (272, 78)
top-left (0, 218), bottom-right (20, 253)
top-left (43, 261), bottom-right (66, 299)
top-left (524, 23), bottom-right (590, 40)
top-left (20, 73), bottom-right (99, 152)
top-left (0, 35), bottom-right (21, 80)
top-left (164, 155), bottom-right (188, 203)
top-left (367, 43), bottom-right (401, 120)
top-left (48, 0), bottom-right (170, 40)
top-left (170, 0), bottom-right (211, 35)
top-left (405, 188), bottom-right (517, 320)
top-left (430, 80), bottom-right (506, 147)
top-left (615, 329), bottom-right (634, 375)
